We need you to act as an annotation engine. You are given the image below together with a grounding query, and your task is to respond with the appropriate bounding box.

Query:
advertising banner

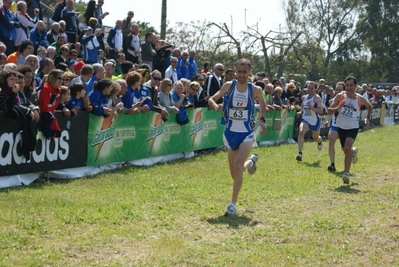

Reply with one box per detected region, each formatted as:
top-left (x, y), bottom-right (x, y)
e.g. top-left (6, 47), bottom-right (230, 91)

top-left (86, 109), bottom-right (225, 166)
top-left (0, 112), bottom-right (88, 176)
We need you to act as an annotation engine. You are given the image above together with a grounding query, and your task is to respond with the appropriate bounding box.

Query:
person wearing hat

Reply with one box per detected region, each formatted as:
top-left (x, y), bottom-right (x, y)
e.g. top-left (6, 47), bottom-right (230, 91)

top-left (72, 60), bottom-right (84, 75)
top-left (81, 26), bottom-right (100, 64)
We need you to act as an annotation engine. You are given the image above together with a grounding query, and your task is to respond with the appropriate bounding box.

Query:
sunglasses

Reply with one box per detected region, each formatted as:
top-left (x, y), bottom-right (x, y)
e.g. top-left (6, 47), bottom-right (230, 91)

top-left (62, 78), bottom-right (70, 81)
top-left (217, 68), bottom-right (224, 71)
top-left (57, 77), bottom-right (63, 80)
top-left (168, 84), bottom-right (173, 86)
top-left (153, 77), bottom-right (161, 81)
top-left (191, 88), bottom-right (199, 92)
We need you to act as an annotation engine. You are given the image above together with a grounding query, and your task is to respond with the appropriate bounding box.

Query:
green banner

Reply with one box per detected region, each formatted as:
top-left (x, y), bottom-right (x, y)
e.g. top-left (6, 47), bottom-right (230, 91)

top-left (87, 108), bottom-right (297, 166)
top-left (86, 109), bottom-right (225, 166)
top-left (255, 109), bottom-right (297, 141)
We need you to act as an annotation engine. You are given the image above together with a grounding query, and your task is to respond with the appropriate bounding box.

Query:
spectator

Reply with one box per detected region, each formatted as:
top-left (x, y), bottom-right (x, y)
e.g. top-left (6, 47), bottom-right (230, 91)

top-left (89, 79), bottom-right (113, 117)
top-left (143, 69), bottom-right (169, 118)
top-left (204, 63), bottom-right (224, 104)
top-left (0, 70), bottom-right (39, 159)
top-left (121, 71), bottom-right (142, 115)
top-left (187, 81), bottom-right (203, 108)
top-left (0, 53), bottom-right (7, 67)
top-left (171, 80), bottom-right (189, 125)
top-left (61, 0), bottom-right (79, 44)
top-left (201, 61), bottom-right (210, 74)
top-left (24, 54), bottom-right (40, 88)
top-left (119, 60), bottom-right (133, 79)
top-left (38, 69), bottom-right (70, 138)
top-left (178, 51), bottom-right (189, 80)
top-left (55, 62), bottom-right (68, 72)
top-left (16, 40), bottom-right (34, 66)
top-left (46, 46), bottom-right (57, 60)
top-left (125, 24), bottom-right (140, 64)
top-left (165, 56), bottom-right (178, 83)
top-left (158, 78), bottom-right (178, 115)
top-left (16, 65), bottom-right (39, 109)
top-left (107, 20), bottom-right (123, 60)
top-left (187, 50), bottom-right (197, 80)
top-left (51, 0), bottom-right (66, 24)
top-left (50, 35), bottom-right (66, 57)
top-left (61, 70), bottom-right (75, 86)
top-left (14, 1), bottom-right (39, 48)
top-left (72, 60), bottom-right (84, 75)
top-left (58, 20), bottom-right (69, 43)
top-left (98, 49), bottom-right (107, 65)
top-left (122, 11), bottom-right (134, 53)
top-left (271, 86), bottom-right (287, 111)
top-left (223, 69), bottom-right (235, 84)
top-left (86, 63), bottom-right (104, 94)
top-left (94, 0), bottom-right (109, 51)
top-left (27, 0), bottom-right (43, 20)
top-left (141, 32), bottom-right (156, 70)
top-left (81, 26), bottom-right (101, 64)
top-left (66, 82), bottom-right (85, 116)
top-left (0, 0), bottom-right (18, 55)
top-left (29, 20), bottom-right (47, 53)
top-left (103, 61), bottom-right (117, 80)
top-left (70, 64), bottom-right (94, 111)
top-left (113, 52), bottom-right (125, 76)
top-left (54, 44), bottom-right (70, 66)
top-left (46, 22), bottom-right (63, 45)
top-left (110, 79), bottom-right (127, 109)
top-left (37, 57), bottom-right (55, 80)
top-left (83, 0), bottom-right (96, 25)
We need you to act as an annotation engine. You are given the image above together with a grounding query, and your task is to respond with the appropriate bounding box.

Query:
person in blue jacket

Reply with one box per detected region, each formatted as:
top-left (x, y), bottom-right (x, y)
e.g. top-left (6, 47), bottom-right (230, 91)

top-left (0, 0), bottom-right (19, 55)
top-left (89, 78), bottom-right (113, 117)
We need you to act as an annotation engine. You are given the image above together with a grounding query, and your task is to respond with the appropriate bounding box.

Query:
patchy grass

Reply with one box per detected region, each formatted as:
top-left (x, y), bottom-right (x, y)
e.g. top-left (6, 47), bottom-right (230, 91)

top-left (1, 125), bottom-right (398, 266)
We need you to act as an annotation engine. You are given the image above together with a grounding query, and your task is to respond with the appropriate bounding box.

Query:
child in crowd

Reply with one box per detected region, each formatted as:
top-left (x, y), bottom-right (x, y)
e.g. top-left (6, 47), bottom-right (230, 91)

top-left (89, 79), bottom-right (113, 117)
top-left (66, 83), bottom-right (86, 116)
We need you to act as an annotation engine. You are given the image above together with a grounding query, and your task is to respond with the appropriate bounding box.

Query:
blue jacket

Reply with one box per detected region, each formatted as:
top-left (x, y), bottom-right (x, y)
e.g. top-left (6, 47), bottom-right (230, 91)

top-left (29, 27), bottom-right (47, 47)
top-left (81, 34), bottom-right (99, 63)
top-left (187, 58), bottom-right (197, 80)
top-left (0, 5), bottom-right (18, 41)
top-left (89, 89), bottom-right (109, 117)
top-left (61, 7), bottom-right (77, 34)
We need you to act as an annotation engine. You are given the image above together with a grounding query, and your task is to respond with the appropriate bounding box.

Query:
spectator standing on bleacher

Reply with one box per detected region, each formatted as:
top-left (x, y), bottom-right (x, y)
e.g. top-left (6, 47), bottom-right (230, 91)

top-left (14, 1), bottom-right (39, 48)
top-left (125, 24), bottom-right (140, 64)
top-left (121, 11), bottom-right (134, 54)
top-left (61, 0), bottom-right (80, 44)
top-left (141, 32), bottom-right (156, 70)
top-left (107, 20), bottom-right (123, 60)
top-left (0, 0), bottom-right (19, 56)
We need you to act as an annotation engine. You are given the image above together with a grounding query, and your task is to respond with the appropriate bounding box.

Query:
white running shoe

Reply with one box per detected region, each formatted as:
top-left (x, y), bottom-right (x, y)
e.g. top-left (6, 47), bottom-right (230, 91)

top-left (247, 153), bottom-right (259, 175)
top-left (317, 140), bottom-right (323, 151)
top-left (342, 172), bottom-right (350, 184)
top-left (352, 147), bottom-right (358, 164)
top-left (296, 153), bottom-right (302, 161)
top-left (224, 202), bottom-right (237, 216)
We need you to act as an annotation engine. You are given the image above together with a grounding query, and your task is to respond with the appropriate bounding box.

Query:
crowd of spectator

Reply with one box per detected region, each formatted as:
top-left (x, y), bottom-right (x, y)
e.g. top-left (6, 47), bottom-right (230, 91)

top-left (0, 0), bottom-right (398, 161)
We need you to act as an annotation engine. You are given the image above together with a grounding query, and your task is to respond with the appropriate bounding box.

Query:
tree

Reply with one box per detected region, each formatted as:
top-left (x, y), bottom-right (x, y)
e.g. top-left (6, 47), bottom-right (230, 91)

top-left (356, 0), bottom-right (399, 82)
top-left (285, 0), bottom-right (362, 80)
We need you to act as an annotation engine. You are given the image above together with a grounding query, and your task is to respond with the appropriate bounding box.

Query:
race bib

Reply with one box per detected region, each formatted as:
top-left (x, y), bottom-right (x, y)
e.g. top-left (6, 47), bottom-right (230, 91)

top-left (229, 107), bottom-right (248, 121)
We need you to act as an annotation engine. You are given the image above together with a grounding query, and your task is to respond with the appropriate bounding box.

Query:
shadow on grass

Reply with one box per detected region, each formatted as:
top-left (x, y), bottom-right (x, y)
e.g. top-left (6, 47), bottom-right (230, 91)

top-left (206, 214), bottom-right (260, 229)
top-left (334, 185), bottom-right (360, 194)
top-left (303, 160), bottom-right (321, 168)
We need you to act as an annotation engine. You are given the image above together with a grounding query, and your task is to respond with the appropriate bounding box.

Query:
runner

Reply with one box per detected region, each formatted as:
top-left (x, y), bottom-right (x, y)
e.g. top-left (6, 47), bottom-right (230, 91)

top-left (327, 76), bottom-right (372, 184)
top-left (208, 58), bottom-right (267, 216)
top-left (296, 81), bottom-right (324, 162)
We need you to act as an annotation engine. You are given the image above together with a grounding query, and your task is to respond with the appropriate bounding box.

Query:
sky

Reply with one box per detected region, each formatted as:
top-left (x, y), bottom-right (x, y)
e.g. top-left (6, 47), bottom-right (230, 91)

top-left (101, 0), bottom-right (287, 35)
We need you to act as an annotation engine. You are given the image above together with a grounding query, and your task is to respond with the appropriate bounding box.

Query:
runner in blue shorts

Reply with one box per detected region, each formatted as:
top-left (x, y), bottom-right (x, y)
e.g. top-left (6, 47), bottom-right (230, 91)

top-left (208, 58), bottom-right (267, 216)
top-left (296, 81), bottom-right (324, 162)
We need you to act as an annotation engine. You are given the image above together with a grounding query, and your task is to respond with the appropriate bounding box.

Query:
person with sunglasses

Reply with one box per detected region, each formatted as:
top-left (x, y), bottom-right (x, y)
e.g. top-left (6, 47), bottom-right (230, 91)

top-left (143, 70), bottom-right (170, 120)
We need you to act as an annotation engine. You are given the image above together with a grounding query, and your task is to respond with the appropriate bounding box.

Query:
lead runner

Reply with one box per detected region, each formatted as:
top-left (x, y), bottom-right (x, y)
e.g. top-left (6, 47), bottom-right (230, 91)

top-left (208, 58), bottom-right (267, 216)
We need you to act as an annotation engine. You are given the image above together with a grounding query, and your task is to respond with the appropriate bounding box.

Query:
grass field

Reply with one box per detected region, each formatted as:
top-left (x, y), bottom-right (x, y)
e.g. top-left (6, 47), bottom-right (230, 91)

top-left (1, 125), bottom-right (398, 266)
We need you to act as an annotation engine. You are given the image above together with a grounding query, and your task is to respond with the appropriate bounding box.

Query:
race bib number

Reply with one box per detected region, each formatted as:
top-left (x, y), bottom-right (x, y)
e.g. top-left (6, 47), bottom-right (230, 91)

top-left (229, 108), bottom-right (248, 120)
top-left (303, 108), bottom-right (312, 116)
top-left (341, 106), bottom-right (354, 118)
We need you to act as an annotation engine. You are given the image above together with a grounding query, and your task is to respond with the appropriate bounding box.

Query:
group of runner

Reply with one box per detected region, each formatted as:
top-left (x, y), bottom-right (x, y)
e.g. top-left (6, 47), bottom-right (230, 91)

top-left (209, 58), bottom-right (372, 217)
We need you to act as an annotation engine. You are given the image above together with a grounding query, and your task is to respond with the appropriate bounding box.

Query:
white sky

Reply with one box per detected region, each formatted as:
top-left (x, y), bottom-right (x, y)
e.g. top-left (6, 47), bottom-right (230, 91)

top-left (101, 0), bottom-right (286, 35)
